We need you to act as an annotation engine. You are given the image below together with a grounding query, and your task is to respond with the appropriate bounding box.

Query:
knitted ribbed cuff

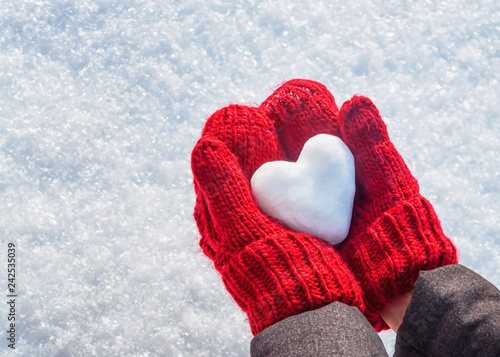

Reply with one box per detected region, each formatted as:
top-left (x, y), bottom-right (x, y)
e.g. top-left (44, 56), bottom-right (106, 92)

top-left (341, 195), bottom-right (458, 331)
top-left (223, 232), bottom-right (365, 335)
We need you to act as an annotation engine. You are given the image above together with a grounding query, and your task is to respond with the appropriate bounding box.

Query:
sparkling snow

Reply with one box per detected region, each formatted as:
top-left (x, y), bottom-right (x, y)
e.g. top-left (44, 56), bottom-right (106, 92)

top-left (0, 0), bottom-right (499, 356)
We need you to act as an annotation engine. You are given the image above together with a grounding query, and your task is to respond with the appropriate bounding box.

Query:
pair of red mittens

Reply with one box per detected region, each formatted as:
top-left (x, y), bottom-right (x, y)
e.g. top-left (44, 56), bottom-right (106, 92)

top-left (192, 79), bottom-right (457, 334)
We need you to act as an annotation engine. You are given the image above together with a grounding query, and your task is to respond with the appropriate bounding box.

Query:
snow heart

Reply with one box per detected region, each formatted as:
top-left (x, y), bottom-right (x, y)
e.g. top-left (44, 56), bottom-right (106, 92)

top-left (251, 134), bottom-right (355, 245)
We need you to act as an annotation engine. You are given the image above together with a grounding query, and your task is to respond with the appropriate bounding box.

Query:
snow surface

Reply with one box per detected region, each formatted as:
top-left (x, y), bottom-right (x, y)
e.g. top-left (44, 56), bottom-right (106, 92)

top-left (251, 134), bottom-right (355, 245)
top-left (0, 0), bottom-right (499, 356)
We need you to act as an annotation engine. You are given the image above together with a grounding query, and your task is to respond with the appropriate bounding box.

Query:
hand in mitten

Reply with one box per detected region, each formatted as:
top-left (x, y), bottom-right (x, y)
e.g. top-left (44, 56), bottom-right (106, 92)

top-left (193, 105), bottom-right (278, 270)
top-left (260, 78), bottom-right (341, 161)
top-left (262, 80), bottom-right (458, 332)
top-left (192, 101), bottom-right (364, 335)
top-left (336, 96), bottom-right (458, 331)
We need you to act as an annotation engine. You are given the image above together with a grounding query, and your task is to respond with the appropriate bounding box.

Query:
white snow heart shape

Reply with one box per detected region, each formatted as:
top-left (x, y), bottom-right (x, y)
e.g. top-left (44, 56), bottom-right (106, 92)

top-left (251, 134), bottom-right (356, 245)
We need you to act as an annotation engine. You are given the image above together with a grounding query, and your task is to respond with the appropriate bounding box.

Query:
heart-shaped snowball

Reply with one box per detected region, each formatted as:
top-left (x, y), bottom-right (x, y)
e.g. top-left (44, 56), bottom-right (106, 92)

top-left (251, 134), bottom-right (355, 245)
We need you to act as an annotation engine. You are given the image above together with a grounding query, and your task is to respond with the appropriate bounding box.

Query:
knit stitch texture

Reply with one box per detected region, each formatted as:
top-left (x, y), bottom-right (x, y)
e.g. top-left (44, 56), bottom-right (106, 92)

top-left (192, 79), bottom-right (458, 334)
top-left (337, 96), bottom-right (458, 331)
top-left (192, 100), bottom-right (364, 335)
top-left (260, 81), bottom-right (458, 331)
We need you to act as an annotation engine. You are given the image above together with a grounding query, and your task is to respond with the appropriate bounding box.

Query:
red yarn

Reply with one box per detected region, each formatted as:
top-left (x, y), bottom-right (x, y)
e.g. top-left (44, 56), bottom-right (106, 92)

top-left (260, 79), bottom-right (340, 160)
top-left (337, 96), bottom-right (458, 331)
top-left (192, 79), bottom-right (458, 334)
top-left (192, 95), bottom-right (365, 335)
top-left (259, 82), bottom-right (458, 331)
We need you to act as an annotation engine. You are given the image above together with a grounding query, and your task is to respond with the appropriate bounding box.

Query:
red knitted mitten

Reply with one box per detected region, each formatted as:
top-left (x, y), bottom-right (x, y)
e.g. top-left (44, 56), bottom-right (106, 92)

top-left (337, 96), bottom-right (458, 331)
top-left (261, 80), bottom-right (459, 332)
top-left (260, 78), bottom-right (340, 160)
top-left (192, 104), bottom-right (365, 335)
top-left (193, 105), bottom-right (278, 269)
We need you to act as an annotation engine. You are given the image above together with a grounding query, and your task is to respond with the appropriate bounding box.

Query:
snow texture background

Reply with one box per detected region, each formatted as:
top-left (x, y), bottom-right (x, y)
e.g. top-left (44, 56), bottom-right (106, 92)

top-left (0, 0), bottom-right (499, 356)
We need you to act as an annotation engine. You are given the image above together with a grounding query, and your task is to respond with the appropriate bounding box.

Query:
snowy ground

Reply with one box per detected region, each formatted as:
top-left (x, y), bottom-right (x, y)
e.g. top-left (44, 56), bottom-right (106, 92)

top-left (0, 0), bottom-right (499, 356)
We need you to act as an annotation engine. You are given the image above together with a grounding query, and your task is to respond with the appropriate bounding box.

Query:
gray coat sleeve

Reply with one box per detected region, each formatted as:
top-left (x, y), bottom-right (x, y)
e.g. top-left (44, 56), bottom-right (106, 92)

top-left (250, 264), bottom-right (500, 357)
top-left (250, 301), bottom-right (388, 357)
top-left (395, 264), bottom-right (500, 357)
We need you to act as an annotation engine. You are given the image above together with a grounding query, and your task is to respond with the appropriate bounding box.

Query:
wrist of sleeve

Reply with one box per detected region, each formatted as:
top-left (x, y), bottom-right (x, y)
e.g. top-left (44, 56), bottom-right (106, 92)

top-left (251, 301), bottom-right (388, 357)
top-left (396, 264), bottom-right (500, 357)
